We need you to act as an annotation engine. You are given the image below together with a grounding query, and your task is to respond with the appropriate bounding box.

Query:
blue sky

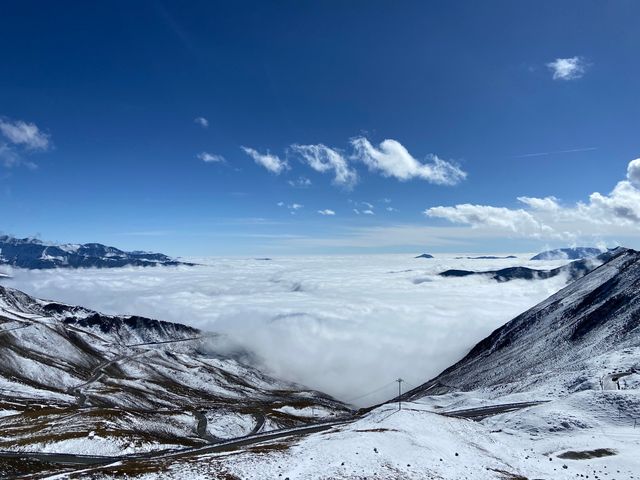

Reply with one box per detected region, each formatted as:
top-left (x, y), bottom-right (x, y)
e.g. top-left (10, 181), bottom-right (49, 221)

top-left (1, 1), bottom-right (639, 255)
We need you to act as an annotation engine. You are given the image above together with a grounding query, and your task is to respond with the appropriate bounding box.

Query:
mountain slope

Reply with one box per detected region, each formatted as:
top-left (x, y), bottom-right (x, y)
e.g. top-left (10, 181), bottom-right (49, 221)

top-left (0, 285), bottom-right (350, 456)
top-left (406, 247), bottom-right (640, 399)
top-left (0, 235), bottom-right (193, 269)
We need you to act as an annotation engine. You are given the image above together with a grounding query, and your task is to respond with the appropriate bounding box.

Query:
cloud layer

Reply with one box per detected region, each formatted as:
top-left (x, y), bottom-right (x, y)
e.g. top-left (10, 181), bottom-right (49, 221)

top-left (3, 255), bottom-right (570, 406)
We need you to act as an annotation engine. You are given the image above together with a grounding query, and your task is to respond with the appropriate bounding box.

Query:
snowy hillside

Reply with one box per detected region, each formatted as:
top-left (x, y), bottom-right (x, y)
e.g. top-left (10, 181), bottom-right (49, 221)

top-left (0, 285), bottom-right (350, 461)
top-left (0, 235), bottom-right (193, 269)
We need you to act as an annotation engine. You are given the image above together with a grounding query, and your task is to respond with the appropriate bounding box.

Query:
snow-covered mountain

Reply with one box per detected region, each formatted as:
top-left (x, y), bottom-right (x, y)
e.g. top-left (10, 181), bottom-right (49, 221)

top-left (407, 246), bottom-right (640, 398)
top-left (439, 248), bottom-right (619, 283)
top-left (0, 285), bottom-right (350, 458)
top-left (0, 235), bottom-right (193, 269)
top-left (530, 246), bottom-right (606, 261)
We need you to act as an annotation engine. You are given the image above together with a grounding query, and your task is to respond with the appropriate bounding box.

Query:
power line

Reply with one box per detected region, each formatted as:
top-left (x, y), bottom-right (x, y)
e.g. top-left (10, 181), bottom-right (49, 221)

top-left (344, 380), bottom-right (398, 403)
top-left (344, 378), bottom-right (424, 406)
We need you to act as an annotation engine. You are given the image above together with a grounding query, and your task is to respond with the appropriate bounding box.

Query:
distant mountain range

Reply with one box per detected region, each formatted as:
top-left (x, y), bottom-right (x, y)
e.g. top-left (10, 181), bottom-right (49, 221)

top-left (439, 249), bottom-right (621, 283)
top-left (530, 246), bottom-right (606, 261)
top-left (415, 253), bottom-right (434, 259)
top-left (0, 235), bottom-right (193, 269)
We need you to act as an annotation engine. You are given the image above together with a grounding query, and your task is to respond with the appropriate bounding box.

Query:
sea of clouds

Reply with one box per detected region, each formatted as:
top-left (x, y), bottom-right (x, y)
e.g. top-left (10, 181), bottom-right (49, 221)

top-left (3, 254), bottom-right (572, 405)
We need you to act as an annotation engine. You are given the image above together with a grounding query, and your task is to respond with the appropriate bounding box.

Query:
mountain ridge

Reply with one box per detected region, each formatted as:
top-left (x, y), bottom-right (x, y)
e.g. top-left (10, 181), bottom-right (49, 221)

top-left (530, 246), bottom-right (606, 261)
top-left (0, 235), bottom-right (194, 269)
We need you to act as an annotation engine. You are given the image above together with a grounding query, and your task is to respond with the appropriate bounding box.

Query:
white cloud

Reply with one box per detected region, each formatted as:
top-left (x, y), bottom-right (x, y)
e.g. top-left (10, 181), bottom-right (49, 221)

top-left (363, 209), bottom-right (375, 215)
top-left (361, 202), bottom-right (374, 209)
top-left (386, 206), bottom-right (397, 212)
top-left (351, 137), bottom-right (466, 185)
top-left (194, 117), bottom-right (209, 128)
top-left (241, 146), bottom-right (289, 174)
top-left (290, 144), bottom-right (357, 188)
top-left (627, 158), bottom-right (640, 188)
top-left (197, 151), bottom-right (225, 163)
top-left (353, 209), bottom-right (360, 215)
top-left (288, 176), bottom-right (312, 188)
top-left (546, 56), bottom-right (587, 81)
top-left (516, 196), bottom-right (560, 211)
top-left (426, 204), bottom-right (553, 237)
top-left (425, 159), bottom-right (640, 240)
top-left (277, 202), bottom-right (304, 214)
top-left (317, 209), bottom-right (336, 216)
top-left (0, 118), bottom-right (50, 151)
top-left (585, 180), bottom-right (640, 223)
top-left (0, 117), bottom-right (50, 169)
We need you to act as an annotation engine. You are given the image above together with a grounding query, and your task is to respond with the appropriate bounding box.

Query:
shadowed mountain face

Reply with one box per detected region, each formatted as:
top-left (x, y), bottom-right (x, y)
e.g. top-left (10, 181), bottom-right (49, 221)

top-left (406, 247), bottom-right (640, 400)
top-left (530, 247), bottom-right (605, 261)
top-left (0, 235), bottom-right (194, 269)
top-left (439, 249), bottom-right (622, 283)
top-left (0, 285), bottom-right (350, 454)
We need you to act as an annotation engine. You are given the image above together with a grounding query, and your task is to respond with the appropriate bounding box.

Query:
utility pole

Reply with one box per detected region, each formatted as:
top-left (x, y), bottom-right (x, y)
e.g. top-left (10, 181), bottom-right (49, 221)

top-left (396, 378), bottom-right (404, 411)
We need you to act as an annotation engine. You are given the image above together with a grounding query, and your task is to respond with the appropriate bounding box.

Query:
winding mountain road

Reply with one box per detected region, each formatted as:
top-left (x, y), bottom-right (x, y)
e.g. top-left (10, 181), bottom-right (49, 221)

top-left (442, 401), bottom-right (548, 420)
top-left (0, 418), bottom-right (355, 473)
top-left (66, 351), bottom-right (148, 407)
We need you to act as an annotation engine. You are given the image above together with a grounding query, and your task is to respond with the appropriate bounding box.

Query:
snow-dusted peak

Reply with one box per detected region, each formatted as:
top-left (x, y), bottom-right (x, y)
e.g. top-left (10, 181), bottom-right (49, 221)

top-left (0, 234), bottom-right (194, 269)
